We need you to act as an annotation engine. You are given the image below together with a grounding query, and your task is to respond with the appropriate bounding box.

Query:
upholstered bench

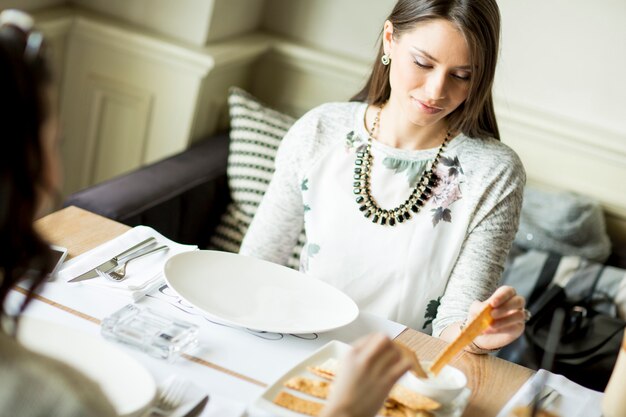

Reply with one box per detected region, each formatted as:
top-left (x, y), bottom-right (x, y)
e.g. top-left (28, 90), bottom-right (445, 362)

top-left (64, 131), bottom-right (231, 249)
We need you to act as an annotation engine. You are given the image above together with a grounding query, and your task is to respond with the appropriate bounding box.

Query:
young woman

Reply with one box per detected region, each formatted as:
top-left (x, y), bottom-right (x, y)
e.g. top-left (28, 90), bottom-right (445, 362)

top-left (0, 9), bottom-right (116, 416)
top-left (240, 0), bottom-right (529, 353)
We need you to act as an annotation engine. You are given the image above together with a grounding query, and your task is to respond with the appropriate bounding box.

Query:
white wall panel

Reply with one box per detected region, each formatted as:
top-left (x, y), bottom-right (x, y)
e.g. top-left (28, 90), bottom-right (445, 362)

top-left (84, 78), bottom-right (153, 185)
top-left (57, 15), bottom-right (214, 194)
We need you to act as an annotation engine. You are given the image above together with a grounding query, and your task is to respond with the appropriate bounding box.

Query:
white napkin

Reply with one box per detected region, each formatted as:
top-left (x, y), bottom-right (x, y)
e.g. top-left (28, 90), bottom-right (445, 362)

top-left (496, 369), bottom-right (603, 417)
top-left (57, 226), bottom-right (197, 301)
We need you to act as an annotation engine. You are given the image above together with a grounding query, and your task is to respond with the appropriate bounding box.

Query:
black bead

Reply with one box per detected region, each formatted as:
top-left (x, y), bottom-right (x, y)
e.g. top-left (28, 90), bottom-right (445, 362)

top-left (356, 196), bottom-right (364, 204)
top-left (411, 205), bottom-right (419, 213)
top-left (381, 217), bottom-right (387, 225)
top-left (372, 215), bottom-right (379, 223)
top-left (353, 181), bottom-right (361, 187)
top-left (404, 212), bottom-right (411, 220)
top-left (396, 216), bottom-right (403, 223)
top-left (364, 210), bottom-right (372, 218)
top-left (359, 205), bottom-right (367, 211)
top-left (389, 218), bottom-right (395, 226)
top-left (354, 167), bottom-right (362, 174)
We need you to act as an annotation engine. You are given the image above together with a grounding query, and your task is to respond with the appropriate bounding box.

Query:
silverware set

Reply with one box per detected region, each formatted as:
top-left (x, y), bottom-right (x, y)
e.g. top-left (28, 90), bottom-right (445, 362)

top-left (69, 237), bottom-right (169, 283)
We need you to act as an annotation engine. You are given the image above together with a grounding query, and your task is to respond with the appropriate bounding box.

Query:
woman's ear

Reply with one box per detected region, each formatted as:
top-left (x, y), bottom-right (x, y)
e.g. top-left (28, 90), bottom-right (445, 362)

top-left (382, 20), bottom-right (394, 57)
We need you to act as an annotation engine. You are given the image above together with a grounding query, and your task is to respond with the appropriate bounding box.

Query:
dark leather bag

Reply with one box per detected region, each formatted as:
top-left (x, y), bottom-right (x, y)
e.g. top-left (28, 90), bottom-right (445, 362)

top-left (499, 283), bottom-right (625, 391)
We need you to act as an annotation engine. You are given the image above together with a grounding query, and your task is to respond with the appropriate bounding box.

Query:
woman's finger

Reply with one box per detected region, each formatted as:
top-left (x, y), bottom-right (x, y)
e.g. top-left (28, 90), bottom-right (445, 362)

top-left (381, 355), bottom-right (413, 387)
top-left (483, 321), bottom-right (525, 336)
top-left (491, 296), bottom-right (525, 319)
top-left (354, 334), bottom-right (401, 378)
top-left (488, 286), bottom-right (517, 308)
top-left (487, 309), bottom-right (526, 330)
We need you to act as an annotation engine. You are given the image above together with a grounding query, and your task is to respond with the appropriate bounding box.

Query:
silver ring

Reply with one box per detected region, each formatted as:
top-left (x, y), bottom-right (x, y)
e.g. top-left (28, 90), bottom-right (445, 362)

top-left (523, 308), bottom-right (532, 322)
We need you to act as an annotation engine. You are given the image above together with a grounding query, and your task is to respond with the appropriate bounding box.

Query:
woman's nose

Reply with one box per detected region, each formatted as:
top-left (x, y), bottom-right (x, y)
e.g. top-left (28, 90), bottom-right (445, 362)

top-left (425, 71), bottom-right (447, 101)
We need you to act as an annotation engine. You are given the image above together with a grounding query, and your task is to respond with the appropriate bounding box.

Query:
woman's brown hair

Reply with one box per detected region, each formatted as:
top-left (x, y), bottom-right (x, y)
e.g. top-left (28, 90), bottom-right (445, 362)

top-left (0, 16), bottom-right (55, 332)
top-left (351, 0), bottom-right (501, 140)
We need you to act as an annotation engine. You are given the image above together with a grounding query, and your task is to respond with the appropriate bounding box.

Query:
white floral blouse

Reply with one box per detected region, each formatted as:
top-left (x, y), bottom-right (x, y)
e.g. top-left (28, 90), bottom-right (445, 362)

top-left (240, 102), bottom-right (525, 335)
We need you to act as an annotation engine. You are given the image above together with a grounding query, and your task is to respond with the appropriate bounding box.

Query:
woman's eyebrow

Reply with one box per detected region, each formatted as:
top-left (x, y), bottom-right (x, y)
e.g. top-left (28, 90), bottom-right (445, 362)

top-left (411, 46), bottom-right (472, 70)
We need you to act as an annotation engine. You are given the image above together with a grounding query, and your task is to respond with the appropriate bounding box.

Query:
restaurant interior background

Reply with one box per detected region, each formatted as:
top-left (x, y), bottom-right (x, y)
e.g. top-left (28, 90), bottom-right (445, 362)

top-left (1, 0), bottom-right (625, 245)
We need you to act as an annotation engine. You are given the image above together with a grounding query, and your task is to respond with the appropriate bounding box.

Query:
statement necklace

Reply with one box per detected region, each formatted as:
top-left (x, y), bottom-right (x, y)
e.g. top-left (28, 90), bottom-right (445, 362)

top-left (353, 105), bottom-right (450, 226)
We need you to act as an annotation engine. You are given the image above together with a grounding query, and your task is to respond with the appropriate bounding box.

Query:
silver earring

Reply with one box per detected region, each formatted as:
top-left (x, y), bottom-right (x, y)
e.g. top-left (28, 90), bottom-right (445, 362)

top-left (381, 54), bottom-right (391, 66)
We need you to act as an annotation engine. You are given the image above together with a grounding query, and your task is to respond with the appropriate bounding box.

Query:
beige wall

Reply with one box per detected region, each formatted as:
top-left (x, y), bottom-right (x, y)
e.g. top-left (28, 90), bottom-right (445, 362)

top-left (263, 0), bottom-right (393, 62)
top-left (0, 0), bottom-right (63, 10)
top-left (70, 0), bottom-right (215, 45)
top-left (70, 0), bottom-right (265, 45)
top-left (495, 0), bottom-right (626, 135)
top-left (0, 0), bottom-right (266, 45)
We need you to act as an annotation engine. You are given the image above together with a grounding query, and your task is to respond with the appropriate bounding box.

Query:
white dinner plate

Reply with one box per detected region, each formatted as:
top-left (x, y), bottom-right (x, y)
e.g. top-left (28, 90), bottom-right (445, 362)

top-left (17, 317), bottom-right (156, 417)
top-left (252, 340), bottom-right (471, 417)
top-left (163, 250), bottom-right (359, 334)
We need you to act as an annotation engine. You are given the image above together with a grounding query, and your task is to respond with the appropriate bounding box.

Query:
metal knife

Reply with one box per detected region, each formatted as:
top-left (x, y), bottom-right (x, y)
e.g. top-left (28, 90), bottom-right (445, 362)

top-left (68, 237), bottom-right (157, 283)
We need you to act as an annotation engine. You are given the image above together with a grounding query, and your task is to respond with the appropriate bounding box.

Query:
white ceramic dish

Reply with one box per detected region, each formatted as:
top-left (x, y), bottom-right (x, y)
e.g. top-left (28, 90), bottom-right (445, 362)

top-left (252, 340), bottom-right (350, 417)
top-left (17, 317), bottom-right (157, 417)
top-left (399, 361), bottom-right (467, 404)
top-left (163, 251), bottom-right (359, 334)
top-left (252, 340), bottom-right (471, 417)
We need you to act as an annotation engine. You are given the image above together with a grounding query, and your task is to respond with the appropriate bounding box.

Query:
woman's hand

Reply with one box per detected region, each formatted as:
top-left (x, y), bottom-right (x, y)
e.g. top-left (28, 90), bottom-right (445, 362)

top-left (320, 333), bottom-right (412, 417)
top-left (470, 286), bottom-right (527, 351)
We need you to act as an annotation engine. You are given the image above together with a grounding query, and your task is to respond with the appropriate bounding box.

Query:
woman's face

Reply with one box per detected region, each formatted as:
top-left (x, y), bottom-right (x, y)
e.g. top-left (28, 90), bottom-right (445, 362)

top-left (35, 85), bottom-right (62, 219)
top-left (384, 18), bottom-right (471, 129)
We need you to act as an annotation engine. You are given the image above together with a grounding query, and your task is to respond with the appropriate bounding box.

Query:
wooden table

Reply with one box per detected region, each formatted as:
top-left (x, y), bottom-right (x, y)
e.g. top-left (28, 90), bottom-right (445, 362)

top-left (35, 206), bottom-right (534, 417)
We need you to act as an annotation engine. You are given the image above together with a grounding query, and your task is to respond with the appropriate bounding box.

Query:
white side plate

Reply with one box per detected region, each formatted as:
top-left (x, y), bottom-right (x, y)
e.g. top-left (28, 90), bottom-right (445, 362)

top-left (252, 340), bottom-right (351, 417)
top-left (163, 251), bottom-right (359, 334)
top-left (17, 317), bottom-right (156, 417)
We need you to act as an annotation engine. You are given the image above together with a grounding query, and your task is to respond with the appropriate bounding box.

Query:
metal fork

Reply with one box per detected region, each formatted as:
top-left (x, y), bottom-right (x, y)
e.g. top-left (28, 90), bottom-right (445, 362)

top-left (153, 376), bottom-right (188, 414)
top-left (96, 245), bottom-right (169, 282)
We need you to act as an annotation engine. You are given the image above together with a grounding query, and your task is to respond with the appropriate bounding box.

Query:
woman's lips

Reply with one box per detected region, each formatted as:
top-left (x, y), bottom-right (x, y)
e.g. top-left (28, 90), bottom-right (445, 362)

top-left (413, 98), bottom-right (443, 115)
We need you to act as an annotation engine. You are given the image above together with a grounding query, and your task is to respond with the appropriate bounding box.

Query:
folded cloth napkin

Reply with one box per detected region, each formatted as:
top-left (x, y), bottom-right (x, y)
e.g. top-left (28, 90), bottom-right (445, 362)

top-left (57, 226), bottom-right (197, 301)
top-left (496, 369), bottom-right (603, 417)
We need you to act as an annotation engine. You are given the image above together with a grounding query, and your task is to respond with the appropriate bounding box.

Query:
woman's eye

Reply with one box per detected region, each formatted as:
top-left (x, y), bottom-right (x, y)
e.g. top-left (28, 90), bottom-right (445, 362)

top-left (452, 73), bottom-right (471, 81)
top-left (413, 58), bottom-right (431, 69)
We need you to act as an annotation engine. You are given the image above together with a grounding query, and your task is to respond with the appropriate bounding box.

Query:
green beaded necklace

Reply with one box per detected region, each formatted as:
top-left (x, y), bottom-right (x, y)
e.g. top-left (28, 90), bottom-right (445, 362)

top-left (353, 105), bottom-right (450, 226)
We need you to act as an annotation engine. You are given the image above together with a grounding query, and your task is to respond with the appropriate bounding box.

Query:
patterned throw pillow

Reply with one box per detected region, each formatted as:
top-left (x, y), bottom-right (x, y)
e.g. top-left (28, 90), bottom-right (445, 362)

top-left (209, 87), bottom-right (305, 269)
